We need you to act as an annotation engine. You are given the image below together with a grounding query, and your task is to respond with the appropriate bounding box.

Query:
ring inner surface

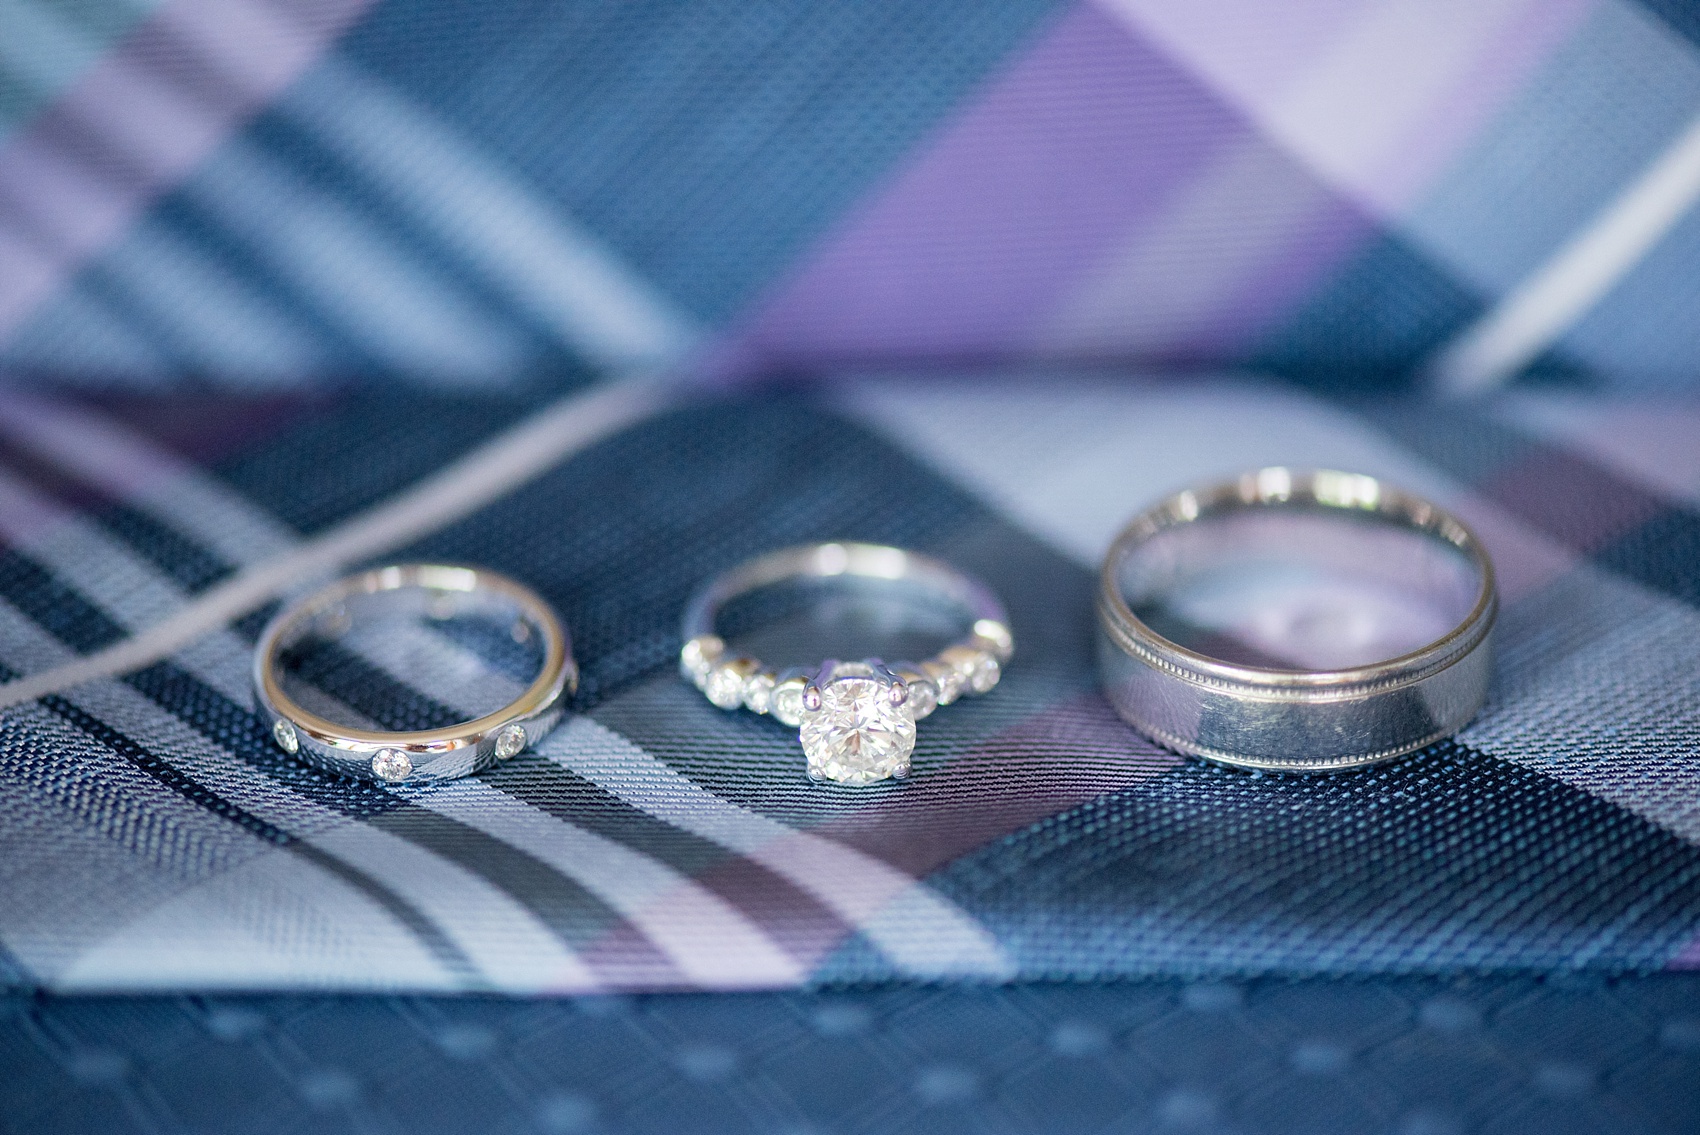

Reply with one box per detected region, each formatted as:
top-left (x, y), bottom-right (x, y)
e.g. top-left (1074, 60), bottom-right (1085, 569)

top-left (274, 583), bottom-right (548, 734)
top-left (1116, 506), bottom-right (1482, 672)
top-left (717, 576), bottom-right (973, 670)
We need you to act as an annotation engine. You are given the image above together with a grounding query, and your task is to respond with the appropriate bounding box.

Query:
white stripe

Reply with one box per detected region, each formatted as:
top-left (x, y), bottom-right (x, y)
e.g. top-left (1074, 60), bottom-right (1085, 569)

top-left (837, 376), bottom-right (1464, 567)
top-left (285, 60), bottom-right (697, 372)
top-left (0, 390), bottom-right (300, 564)
top-left (310, 820), bottom-right (597, 991)
top-left (338, 618), bottom-right (530, 725)
top-left (0, 605), bottom-right (449, 991)
top-left (1427, 110), bottom-right (1700, 395)
top-left (184, 137), bottom-right (529, 382)
top-left (54, 850), bottom-right (453, 992)
top-left (0, 596), bottom-right (597, 992)
top-left (836, 373), bottom-right (1581, 601)
top-left (339, 620), bottom-right (807, 987)
top-left (421, 782), bottom-right (806, 988)
top-left (0, 377), bottom-right (672, 709)
top-left (0, 463), bottom-right (254, 704)
top-left (545, 715), bottom-right (1014, 979)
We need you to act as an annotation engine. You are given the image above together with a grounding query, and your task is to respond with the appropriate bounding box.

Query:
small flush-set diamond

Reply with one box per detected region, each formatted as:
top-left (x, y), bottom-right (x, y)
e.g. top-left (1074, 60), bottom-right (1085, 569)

top-left (493, 724), bottom-right (527, 760)
top-left (272, 718), bottom-right (299, 755)
top-left (371, 749), bottom-right (413, 782)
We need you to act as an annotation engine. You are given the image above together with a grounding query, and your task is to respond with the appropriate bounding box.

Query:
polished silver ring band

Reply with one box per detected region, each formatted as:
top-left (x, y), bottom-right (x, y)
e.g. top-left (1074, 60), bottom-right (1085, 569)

top-left (254, 564), bottom-right (576, 784)
top-left (1097, 469), bottom-right (1496, 772)
top-left (680, 542), bottom-right (1014, 785)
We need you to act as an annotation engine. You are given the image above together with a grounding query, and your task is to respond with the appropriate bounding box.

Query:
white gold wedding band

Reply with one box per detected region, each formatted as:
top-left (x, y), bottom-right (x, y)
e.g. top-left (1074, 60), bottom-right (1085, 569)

top-left (1097, 469), bottom-right (1496, 772)
top-left (254, 564), bottom-right (575, 784)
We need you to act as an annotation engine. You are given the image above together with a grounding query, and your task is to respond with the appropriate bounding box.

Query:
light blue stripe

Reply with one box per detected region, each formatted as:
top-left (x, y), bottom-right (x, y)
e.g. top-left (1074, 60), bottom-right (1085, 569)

top-left (0, 0), bottom-right (162, 145)
top-left (0, 275), bottom-right (174, 382)
top-left (1552, 198), bottom-right (1700, 384)
top-left (1400, 0), bottom-right (1700, 298)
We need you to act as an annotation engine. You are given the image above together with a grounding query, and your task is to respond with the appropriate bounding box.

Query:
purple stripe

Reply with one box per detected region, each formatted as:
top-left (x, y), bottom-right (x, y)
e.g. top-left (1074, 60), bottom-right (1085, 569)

top-left (713, 3), bottom-right (1266, 373)
top-left (1046, 135), bottom-right (1378, 362)
top-left (0, 0), bottom-right (375, 342)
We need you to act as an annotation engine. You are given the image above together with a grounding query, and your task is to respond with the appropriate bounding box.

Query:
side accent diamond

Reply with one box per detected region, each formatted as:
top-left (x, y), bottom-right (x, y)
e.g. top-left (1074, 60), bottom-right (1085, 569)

top-left (494, 724), bottom-right (526, 760)
top-left (272, 718), bottom-right (299, 754)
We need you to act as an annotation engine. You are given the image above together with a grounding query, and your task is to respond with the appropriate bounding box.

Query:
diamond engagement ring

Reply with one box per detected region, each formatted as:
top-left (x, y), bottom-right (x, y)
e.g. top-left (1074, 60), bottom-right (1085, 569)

top-left (1098, 468), bottom-right (1496, 772)
top-left (680, 542), bottom-right (1014, 785)
top-left (254, 564), bottom-right (576, 784)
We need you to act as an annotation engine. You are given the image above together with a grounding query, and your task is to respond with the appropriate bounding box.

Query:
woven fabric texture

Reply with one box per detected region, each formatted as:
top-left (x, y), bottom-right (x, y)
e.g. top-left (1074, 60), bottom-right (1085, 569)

top-left (6, 0), bottom-right (1700, 389)
top-left (9, 975), bottom-right (1700, 1135)
top-left (0, 375), bottom-right (1695, 993)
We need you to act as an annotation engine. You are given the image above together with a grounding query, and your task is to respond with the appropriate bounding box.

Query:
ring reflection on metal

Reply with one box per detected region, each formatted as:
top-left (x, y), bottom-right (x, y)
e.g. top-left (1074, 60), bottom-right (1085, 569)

top-left (680, 542), bottom-right (1014, 786)
top-left (254, 564), bottom-right (575, 784)
top-left (1097, 469), bottom-right (1496, 772)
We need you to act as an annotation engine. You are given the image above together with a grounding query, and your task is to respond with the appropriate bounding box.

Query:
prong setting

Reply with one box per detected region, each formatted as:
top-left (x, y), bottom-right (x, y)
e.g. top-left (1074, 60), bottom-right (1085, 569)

top-left (795, 658), bottom-right (917, 785)
top-left (677, 543), bottom-right (1013, 787)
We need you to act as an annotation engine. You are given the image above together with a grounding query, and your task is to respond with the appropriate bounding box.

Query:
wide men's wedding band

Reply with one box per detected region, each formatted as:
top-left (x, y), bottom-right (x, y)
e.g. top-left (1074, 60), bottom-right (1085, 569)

top-left (1097, 469), bottom-right (1496, 772)
top-left (254, 564), bottom-right (575, 784)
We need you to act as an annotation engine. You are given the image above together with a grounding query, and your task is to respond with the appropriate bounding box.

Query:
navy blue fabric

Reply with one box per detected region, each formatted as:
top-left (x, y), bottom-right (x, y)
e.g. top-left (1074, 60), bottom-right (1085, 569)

top-left (921, 740), bottom-right (1700, 977)
top-left (5, 977), bottom-right (1700, 1134)
top-left (4, 388), bottom-right (1697, 989)
top-left (1252, 234), bottom-right (1486, 389)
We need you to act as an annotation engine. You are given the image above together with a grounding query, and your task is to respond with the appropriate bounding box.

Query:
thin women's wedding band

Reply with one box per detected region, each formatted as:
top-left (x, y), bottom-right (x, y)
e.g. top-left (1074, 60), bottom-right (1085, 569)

top-left (681, 542), bottom-right (1014, 786)
top-left (1097, 469), bottom-right (1497, 772)
top-left (254, 564), bottom-right (575, 784)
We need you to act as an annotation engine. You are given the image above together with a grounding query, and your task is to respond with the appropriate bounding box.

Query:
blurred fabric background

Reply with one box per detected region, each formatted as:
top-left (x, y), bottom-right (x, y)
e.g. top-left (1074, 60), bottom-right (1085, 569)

top-left (3, 2), bottom-right (1700, 1132)
top-left (4, 0), bottom-right (1700, 393)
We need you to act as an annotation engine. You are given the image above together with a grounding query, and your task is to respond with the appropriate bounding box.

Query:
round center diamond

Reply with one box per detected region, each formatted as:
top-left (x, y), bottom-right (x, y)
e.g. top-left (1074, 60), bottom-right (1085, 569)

top-left (798, 676), bottom-right (916, 785)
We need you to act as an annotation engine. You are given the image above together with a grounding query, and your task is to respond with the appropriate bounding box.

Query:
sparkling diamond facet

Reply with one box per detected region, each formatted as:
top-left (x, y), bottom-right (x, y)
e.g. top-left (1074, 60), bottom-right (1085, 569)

top-left (798, 669), bottom-right (916, 785)
top-left (371, 749), bottom-right (412, 782)
top-left (272, 718), bottom-right (299, 754)
top-left (493, 724), bottom-right (526, 760)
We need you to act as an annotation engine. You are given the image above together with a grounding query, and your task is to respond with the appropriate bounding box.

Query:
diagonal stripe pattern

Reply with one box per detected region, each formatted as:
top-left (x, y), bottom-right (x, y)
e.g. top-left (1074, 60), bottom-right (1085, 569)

top-left (0, 375), bottom-right (1694, 991)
